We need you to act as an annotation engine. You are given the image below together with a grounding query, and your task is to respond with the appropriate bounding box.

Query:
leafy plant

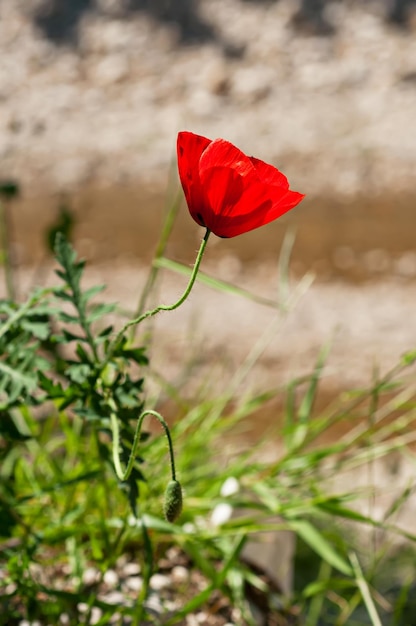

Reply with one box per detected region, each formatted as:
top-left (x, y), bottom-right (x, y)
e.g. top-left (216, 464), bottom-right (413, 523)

top-left (1, 223), bottom-right (416, 625)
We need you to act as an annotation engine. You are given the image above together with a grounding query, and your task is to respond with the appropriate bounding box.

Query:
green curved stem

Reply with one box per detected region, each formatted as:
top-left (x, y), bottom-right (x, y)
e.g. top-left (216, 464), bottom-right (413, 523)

top-left (109, 228), bottom-right (211, 355)
top-left (133, 189), bottom-right (183, 323)
top-left (110, 407), bottom-right (177, 482)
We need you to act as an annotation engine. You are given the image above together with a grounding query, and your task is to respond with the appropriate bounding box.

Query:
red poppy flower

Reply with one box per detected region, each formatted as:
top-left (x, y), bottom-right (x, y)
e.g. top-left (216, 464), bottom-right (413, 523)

top-left (177, 131), bottom-right (305, 238)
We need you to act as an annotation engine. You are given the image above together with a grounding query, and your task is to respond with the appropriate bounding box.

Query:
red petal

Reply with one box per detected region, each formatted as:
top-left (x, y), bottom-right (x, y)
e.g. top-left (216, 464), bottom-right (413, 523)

top-left (200, 161), bottom-right (304, 237)
top-left (199, 138), bottom-right (266, 228)
top-left (199, 138), bottom-right (256, 179)
top-left (200, 165), bottom-right (267, 228)
top-left (250, 157), bottom-right (289, 190)
top-left (217, 189), bottom-right (305, 238)
top-left (177, 132), bottom-right (305, 238)
top-left (177, 131), bottom-right (212, 226)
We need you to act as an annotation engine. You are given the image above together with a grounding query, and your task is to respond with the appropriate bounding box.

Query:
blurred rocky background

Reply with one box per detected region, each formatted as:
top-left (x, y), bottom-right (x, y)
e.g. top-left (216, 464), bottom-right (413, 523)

top-left (2, 0), bottom-right (416, 197)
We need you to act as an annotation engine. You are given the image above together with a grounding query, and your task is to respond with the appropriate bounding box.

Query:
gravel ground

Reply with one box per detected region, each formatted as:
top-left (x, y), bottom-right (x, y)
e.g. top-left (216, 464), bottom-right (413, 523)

top-left (3, 544), bottom-right (299, 625)
top-left (1, 0), bottom-right (416, 197)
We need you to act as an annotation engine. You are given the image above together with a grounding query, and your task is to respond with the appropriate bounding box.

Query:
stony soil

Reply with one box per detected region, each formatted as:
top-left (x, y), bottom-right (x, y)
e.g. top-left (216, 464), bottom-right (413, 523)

top-left (3, 544), bottom-right (300, 625)
top-left (1, 0), bottom-right (416, 196)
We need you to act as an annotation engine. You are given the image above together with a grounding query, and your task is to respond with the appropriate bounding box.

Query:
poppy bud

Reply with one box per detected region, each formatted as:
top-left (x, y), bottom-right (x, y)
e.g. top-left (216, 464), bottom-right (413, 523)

top-left (163, 480), bottom-right (183, 522)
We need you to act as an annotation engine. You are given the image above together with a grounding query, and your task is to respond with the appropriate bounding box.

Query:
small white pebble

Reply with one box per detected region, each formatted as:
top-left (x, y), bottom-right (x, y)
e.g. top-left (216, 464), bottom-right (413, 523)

top-left (100, 590), bottom-right (125, 605)
top-left (82, 567), bottom-right (100, 586)
top-left (90, 606), bottom-right (103, 625)
top-left (77, 603), bottom-right (88, 614)
top-left (231, 607), bottom-right (243, 622)
top-left (116, 554), bottom-right (128, 569)
top-left (220, 476), bottom-right (239, 497)
top-left (28, 564), bottom-right (42, 579)
top-left (171, 565), bottom-right (189, 583)
top-left (166, 546), bottom-right (180, 560)
top-left (164, 599), bottom-right (178, 611)
top-left (103, 569), bottom-right (118, 587)
top-left (210, 502), bottom-right (233, 527)
top-left (149, 573), bottom-right (171, 591)
top-left (124, 576), bottom-right (143, 592)
top-left (145, 592), bottom-right (163, 614)
top-left (59, 614), bottom-right (70, 626)
top-left (123, 562), bottom-right (141, 576)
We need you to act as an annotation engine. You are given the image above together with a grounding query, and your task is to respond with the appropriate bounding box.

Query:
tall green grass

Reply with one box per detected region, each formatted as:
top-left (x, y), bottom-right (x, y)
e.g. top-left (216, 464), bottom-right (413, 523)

top-left (1, 194), bottom-right (416, 625)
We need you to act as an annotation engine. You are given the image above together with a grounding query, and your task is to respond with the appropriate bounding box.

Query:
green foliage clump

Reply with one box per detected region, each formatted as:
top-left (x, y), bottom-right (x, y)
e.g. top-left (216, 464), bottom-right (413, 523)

top-left (1, 229), bottom-right (416, 626)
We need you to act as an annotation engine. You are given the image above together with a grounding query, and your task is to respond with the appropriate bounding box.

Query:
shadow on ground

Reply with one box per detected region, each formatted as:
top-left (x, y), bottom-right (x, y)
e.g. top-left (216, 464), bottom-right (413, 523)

top-left (32, 0), bottom-right (416, 47)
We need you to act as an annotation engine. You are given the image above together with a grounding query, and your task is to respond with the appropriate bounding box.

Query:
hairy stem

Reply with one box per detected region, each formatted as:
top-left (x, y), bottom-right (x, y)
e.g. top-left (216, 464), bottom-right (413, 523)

top-left (109, 228), bottom-right (211, 358)
top-left (110, 406), bottom-right (176, 483)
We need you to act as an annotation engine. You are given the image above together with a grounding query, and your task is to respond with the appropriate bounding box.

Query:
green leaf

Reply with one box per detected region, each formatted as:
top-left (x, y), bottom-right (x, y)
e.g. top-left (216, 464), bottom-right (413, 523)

top-left (53, 288), bottom-right (75, 303)
top-left (0, 411), bottom-right (32, 441)
top-left (46, 205), bottom-right (74, 254)
top-left (86, 302), bottom-right (116, 322)
top-left (155, 257), bottom-right (279, 309)
top-left (298, 344), bottom-right (330, 424)
top-left (0, 360), bottom-right (37, 404)
top-left (66, 363), bottom-right (92, 384)
top-left (54, 235), bottom-right (85, 296)
top-left (58, 391), bottom-right (82, 410)
top-left (349, 551), bottom-right (383, 626)
top-left (120, 347), bottom-right (148, 365)
top-left (0, 500), bottom-right (17, 537)
top-left (81, 284), bottom-right (106, 303)
top-left (38, 372), bottom-right (65, 398)
top-left (73, 407), bottom-right (103, 422)
top-left (288, 518), bottom-right (352, 576)
top-left (61, 329), bottom-right (87, 343)
top-left (58, 312), bottom-right (80, 324)
top-left (402, 350), bottom-right (416, 366)
top-left (75, 343), bottom-right (92, 363)
top-left (98, 325), bottom-right (113, 338)
top-left (20, 320), bottom-right (50, 340)
top-left (114, 387), bottom-right (143, 409)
